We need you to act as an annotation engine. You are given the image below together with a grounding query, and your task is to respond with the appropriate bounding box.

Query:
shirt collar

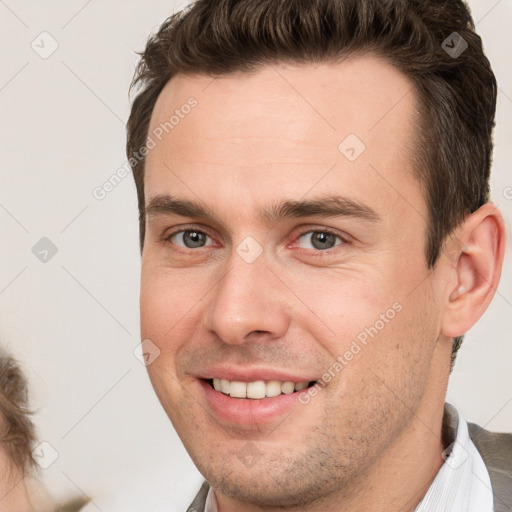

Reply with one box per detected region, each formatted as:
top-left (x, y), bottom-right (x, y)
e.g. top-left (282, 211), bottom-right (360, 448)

top-left (414, 402), bottom-right (493, 512)
top-left (204, 483), bottom-right (218, 512)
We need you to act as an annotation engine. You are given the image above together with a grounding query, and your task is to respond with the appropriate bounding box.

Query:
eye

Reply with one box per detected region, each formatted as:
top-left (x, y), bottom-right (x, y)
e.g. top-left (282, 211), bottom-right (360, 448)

top-left (297, 231), bottom-right (344, 251)
top-left (168, 230), bottom-right (213, 249)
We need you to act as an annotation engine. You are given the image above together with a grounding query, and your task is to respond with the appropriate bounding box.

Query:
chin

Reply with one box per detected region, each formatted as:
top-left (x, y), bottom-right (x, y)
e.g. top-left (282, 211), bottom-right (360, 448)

top-left (205, 467), bottom-right (335, 509)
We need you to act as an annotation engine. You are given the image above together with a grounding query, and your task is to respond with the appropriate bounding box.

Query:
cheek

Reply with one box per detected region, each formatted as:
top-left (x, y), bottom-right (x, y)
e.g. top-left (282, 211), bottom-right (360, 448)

top-left (140, 264), bottom-right (215, 399)
top-left (139, 272), bottom-right (189, 395)
top-left (288, 267), bottom-right (398, 356)
top-left (140, 275), bottom-right (189, 418)
top-left (140, 263), bottom-right (206, 343)
top-left (338, 286), bottom-right (439, 405)
top-left (290, 264), bottom-right (438, 389)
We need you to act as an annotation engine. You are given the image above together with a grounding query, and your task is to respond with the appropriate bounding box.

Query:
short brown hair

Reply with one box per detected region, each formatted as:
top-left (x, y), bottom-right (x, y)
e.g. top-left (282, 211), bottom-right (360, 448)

top-left (127, 0), bottom-right (497, 365)
top-left (0, 349), bottom-right (36, 474)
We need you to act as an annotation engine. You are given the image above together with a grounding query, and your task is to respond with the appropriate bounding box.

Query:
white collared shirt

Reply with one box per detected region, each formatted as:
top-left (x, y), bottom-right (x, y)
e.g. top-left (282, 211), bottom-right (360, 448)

top-left (204, 404), bottom-right (493, 512)
top-left (413, 404), bottom-right (493, 512)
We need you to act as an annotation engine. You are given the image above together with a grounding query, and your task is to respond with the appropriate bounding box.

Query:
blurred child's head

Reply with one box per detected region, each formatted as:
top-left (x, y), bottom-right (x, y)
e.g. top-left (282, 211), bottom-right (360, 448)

top-left (0, 349), bottom-right (54, 512)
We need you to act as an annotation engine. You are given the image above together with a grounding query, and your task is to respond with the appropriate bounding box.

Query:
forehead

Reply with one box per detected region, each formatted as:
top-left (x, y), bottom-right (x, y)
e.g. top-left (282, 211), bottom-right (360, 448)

top-left (144, 55), bottom-right (422, 223)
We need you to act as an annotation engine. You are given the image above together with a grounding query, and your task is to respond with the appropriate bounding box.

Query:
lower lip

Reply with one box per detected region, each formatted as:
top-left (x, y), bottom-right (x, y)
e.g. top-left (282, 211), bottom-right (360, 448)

top-left (199, 379), bottom-right (309, 425)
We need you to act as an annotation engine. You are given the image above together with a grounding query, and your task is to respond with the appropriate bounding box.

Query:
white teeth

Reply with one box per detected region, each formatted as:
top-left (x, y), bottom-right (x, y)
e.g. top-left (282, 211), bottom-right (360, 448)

top-left (246, 380), bottom-right (266, 399)
top-left (281, 382), bottom-right (295, 394)
top-left (266, 380), bottom-right (282, 397)
top-left (229, 381), bottom-right (247, 398)
top-left (211, 378), bottom-right (312, 399)
top-left (220, 379), bottom-right (230, 394)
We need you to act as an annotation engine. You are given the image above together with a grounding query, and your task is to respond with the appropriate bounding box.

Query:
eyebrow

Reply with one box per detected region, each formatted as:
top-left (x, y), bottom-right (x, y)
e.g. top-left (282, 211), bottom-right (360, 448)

top-left (146, 195), bottom-right (218, 220)
top-left (262, 196), bottom-right (380, 223)
top-left (145, 194), bottom-right (380, 224)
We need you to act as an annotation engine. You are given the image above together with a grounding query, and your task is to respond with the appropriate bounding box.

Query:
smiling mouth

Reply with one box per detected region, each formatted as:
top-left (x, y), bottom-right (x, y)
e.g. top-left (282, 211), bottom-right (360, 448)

top-left (204, 378), bottom-right (317, 399)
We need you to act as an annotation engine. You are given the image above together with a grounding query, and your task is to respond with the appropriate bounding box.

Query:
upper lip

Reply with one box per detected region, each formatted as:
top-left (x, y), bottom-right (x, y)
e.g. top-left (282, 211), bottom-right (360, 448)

top-left (196, 366), bottom-right (318, 383)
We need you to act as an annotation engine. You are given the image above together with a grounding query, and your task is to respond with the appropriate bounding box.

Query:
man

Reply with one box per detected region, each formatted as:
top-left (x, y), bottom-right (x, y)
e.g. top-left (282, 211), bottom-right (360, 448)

top-left (126, 0), bottom-right (512, 510)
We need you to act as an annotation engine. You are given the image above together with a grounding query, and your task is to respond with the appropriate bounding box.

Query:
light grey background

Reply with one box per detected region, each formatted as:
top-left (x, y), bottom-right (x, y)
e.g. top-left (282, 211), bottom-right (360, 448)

top-left (1, 0), bottom-right (511, 508)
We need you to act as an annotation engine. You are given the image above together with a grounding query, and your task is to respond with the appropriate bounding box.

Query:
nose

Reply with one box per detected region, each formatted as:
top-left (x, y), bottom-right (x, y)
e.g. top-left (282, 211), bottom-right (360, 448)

top-left (205, 251), bottom-right (290, 345)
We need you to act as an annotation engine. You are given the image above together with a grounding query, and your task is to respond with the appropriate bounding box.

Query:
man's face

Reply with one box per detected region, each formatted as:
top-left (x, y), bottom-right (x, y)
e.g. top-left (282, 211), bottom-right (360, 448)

top-left (140, 57), bottom-right (451, 507)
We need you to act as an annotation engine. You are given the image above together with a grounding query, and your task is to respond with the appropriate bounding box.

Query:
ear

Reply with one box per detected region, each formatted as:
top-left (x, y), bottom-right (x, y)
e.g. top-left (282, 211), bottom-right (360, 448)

top-left (441, 203), bottom-right (506, 338)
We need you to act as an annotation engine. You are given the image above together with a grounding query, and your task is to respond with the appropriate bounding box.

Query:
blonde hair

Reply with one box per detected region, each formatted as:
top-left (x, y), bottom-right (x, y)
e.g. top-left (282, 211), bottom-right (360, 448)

top-left (0, 348), bottom-right (36, 474)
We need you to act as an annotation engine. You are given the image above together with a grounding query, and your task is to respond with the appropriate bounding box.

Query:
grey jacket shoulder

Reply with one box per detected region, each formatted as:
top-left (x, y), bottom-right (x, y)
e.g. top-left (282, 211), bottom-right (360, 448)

top-left (186, 481), bottom-right (209, 512)
top-left (468, 422), bottom-right (512, 512)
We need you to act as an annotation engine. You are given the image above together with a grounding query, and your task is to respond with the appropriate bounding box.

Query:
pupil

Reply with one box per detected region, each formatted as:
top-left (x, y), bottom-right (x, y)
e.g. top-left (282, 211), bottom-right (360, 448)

top-left (312, 232), bottom-right (335, 250)
top-left (184, 231), bottom-right (205, 248)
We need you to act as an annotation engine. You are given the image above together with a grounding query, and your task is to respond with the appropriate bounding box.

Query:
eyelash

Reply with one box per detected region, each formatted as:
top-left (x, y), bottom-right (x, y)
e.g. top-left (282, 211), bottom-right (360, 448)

top-left (163, 225), bottom-right (348, 255)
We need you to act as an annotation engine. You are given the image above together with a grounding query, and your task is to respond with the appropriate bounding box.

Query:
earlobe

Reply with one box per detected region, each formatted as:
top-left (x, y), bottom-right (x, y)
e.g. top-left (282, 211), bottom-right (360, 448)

top-left (441, 203), bottom-right (506, 338)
